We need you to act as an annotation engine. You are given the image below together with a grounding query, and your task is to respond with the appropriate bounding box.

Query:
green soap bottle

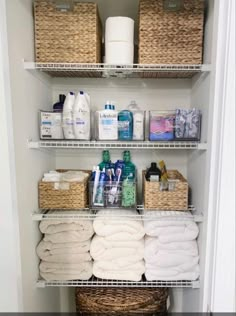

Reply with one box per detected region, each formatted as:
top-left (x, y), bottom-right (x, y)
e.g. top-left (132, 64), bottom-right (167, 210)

top-left (98, 150), bottom-right (112, 171)
top-left (122, 150), bottom-right (136, 181)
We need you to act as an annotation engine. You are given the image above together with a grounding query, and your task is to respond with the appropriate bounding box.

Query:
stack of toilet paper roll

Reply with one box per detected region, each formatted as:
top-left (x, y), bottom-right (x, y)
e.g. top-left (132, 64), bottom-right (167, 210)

top-left (105, 17), bottom-right (134, 65)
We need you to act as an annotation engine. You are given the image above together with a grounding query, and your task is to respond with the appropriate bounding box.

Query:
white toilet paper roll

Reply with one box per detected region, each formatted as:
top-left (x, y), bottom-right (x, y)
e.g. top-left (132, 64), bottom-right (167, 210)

top-left (105, 17), bottom-right (134, 43)
top-left (105, 42), bottom-right (134, 65)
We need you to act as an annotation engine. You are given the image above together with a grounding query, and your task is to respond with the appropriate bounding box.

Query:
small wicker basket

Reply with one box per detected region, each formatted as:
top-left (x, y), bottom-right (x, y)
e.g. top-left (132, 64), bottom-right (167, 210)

top-left (139, 0), bottom-right (204, 64)
top-left (38, 170), bottom-right (90, 209)
top-left (143, 170), bottom-right (188, 210)
top-left (75, 287), bottom-right (168, 315)
top-left (34, 1), bottom-right (102, 63)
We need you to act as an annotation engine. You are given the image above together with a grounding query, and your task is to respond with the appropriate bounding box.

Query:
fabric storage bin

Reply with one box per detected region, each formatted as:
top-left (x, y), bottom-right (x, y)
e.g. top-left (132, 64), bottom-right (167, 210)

top-left (75, 287), bottom-right (168, 314)
top-left (34, 1), bottom-right (102, 63)
top-left (143, 170), bottom-right (188, 210)
top-left (39, 170), bottom-right (90, 209)
top-left (89, 180), bottom-right (137, 209)
top-left (149, 111), bottom-right (175, 141)
top-left (139, 0), bottom-right (204, 64)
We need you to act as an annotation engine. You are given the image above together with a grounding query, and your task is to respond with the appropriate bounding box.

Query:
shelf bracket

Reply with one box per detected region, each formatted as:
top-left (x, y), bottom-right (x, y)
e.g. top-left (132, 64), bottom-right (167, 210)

top-left (27, 140), bottom-right (39, 149)
top-left (36, 280), bottom-right (46, 288)
top-left (192, 280), bottom-right (201, 289)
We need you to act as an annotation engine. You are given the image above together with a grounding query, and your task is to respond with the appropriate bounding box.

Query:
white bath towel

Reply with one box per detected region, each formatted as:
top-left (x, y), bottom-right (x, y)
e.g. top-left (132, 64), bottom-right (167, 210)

top-left (40, 212), bottom-right (94, 239)
top-left (145, 250), bottom-right (199, 268)
top-left (90, 235), bottom-right (144, 261)
top-left (145, 265), bottom-right (200, 281)
top-left (145, 237), bottom-right (199, 258)
top-left (93, 260), bottom-right (145, 281)
top-left (37, 240), bottom-right (91, 263)
top-left (144, 220), bottom-right (199, 242)
top-left (40, 261), bottom-right (92, 281)
top-left (37, 239), bottom-right (90, 256)
top-left (44, 230), bottom-right (93, 243)
top-left (93, 209), bottom-right (145, 240)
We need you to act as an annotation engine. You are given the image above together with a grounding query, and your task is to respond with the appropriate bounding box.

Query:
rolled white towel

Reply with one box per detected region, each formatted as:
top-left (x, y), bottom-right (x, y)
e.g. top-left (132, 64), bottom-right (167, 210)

top-left (90, 235), bottom-right (144, 261)
top-left (39, 212), bottom-right (94, 240)
top-left (93, 209), bottom-right (145, 240)
top-left (145, 264), bottom-right (200, 281)
top-left (37, 239), bottom-right (90, 256)
top-left (145, 237), bottom-right (199, 258)
top-left (144, 220), bottom-right (199, 242)
top-left (37, 240), bottom-right (92, 263)
top-left (145, 251), bottom-right (199, 268)
top-left (93, 260), bottom-right (145, 281)
top-left (40, 261), bottom-right (92, 281)
top-left (44, 230), bottom-right (93, 243)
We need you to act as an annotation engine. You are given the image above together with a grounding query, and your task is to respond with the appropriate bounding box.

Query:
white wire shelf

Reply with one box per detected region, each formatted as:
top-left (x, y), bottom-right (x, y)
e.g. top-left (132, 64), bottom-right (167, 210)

top-left (36, 276), bottom-right (200, 288)
top-left (28, 140), bottom-right (207, 150)
top-left (24, 61), bottom-right (211, 79)
top-left (32, 205), bottom-right (203, 222)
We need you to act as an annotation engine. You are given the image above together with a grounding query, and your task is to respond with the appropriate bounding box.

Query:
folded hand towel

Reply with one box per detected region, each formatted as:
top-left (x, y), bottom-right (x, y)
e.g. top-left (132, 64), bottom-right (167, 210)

top-left (42, 171), bottom-right (88, 182)
top-left (39, 212), bottom-right (94, 239)
top-left (40, 261), bottom-right (92, 281)
top-left (37, 240), bottom-right (91, 263)
top-left (93, 260), bottom-right (145, 281)
top-left (44, 230), bottom-right (93, 243)
top-left (144, 220), bottom-right (199, 242)
top-left (93, 209), bottom-right (145, 240)
top-left (60, 171), bottom-right (88, 182)
top-left (145, 237), bottom-right (198, 257)
top-left (90, 235), bottom-right (144, 261)
top-left (145, 265), bottom-right (200, 281)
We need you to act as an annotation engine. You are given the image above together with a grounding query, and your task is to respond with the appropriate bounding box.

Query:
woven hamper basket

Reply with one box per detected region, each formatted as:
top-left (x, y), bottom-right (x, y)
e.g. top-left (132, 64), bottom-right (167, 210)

top-left (39, 169), bottom-right (90, 209)
top-left (139, 0), bottom-right (204, 64)
top-left (34, 1), bottom-right (102, 63)
top-left (143, 170), bottom-right (188, 210)
top-left (75, 287), bottom-right (168, 315)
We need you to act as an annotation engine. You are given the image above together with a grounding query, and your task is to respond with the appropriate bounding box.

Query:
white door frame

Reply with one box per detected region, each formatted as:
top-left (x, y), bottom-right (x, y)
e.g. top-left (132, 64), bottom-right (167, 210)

top-left (203, 0), bottom-right (235, 312)
top-left (0, 0), bottom-right (23, 312)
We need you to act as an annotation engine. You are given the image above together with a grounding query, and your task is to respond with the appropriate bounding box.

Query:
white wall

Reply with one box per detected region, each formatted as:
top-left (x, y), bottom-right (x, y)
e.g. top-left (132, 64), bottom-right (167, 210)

top-left (5, 0), bottom-right (60, 312)
top-left (0, 0), bottom-right (23, 311)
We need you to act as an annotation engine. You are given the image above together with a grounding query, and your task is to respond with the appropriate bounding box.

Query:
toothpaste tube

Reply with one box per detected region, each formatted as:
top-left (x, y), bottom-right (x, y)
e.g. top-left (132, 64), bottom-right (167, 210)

top-left (94, 168), bottom-right (106, 206)
top-left (92, 166), bottom-right (100, 204)
top-left (108, 167), bottom-right (122, 204)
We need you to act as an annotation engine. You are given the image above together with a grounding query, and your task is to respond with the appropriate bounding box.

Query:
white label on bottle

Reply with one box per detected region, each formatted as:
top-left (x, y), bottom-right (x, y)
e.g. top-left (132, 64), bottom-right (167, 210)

top-left (98, 111), bottom-right (118, 140)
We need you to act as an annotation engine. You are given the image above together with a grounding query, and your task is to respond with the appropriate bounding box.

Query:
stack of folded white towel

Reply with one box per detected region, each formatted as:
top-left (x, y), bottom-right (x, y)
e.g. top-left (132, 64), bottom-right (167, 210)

top-left (144, 215), bottom-right (200, 281)
top-left (42, 170), bottom-right (88, 182)
top-left (90, 209), bottom-right (145, 281)
top-left (37, 211), bottom-right (94, 281)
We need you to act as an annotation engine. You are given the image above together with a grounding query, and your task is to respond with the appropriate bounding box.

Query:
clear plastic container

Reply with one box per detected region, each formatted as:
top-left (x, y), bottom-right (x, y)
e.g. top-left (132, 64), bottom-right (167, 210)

top-left (174, 109), bottom-right (201, 141)
top-left (149, 111), bottom-right (175, 141)
top-left (89, 180), bottom-right (137, 209)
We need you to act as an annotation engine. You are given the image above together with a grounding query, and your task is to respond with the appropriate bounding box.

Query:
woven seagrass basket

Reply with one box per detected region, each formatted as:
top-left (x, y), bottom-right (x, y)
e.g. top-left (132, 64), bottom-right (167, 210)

top-left (139, 0), bottom-right (204, 64)
top-left (39, 169), bottom-right (90, 209)
top-left (75, 287), bottom-right (168, 315)
top-left (34, 1), bottom-right (102, 63)
top-left (143, 170), bottom-right (188, 210)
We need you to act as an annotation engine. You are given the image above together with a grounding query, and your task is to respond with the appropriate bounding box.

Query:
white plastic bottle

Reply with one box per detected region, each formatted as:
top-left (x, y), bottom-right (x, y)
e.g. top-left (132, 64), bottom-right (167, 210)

top-left (63, 92), bottom-right (75, 139)
top-left (73, 91), bottom-right (91, 140)
top-left (128, 100), bottom-right (144, 140)
top-left (98, 102), bottom-right (118, 140)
